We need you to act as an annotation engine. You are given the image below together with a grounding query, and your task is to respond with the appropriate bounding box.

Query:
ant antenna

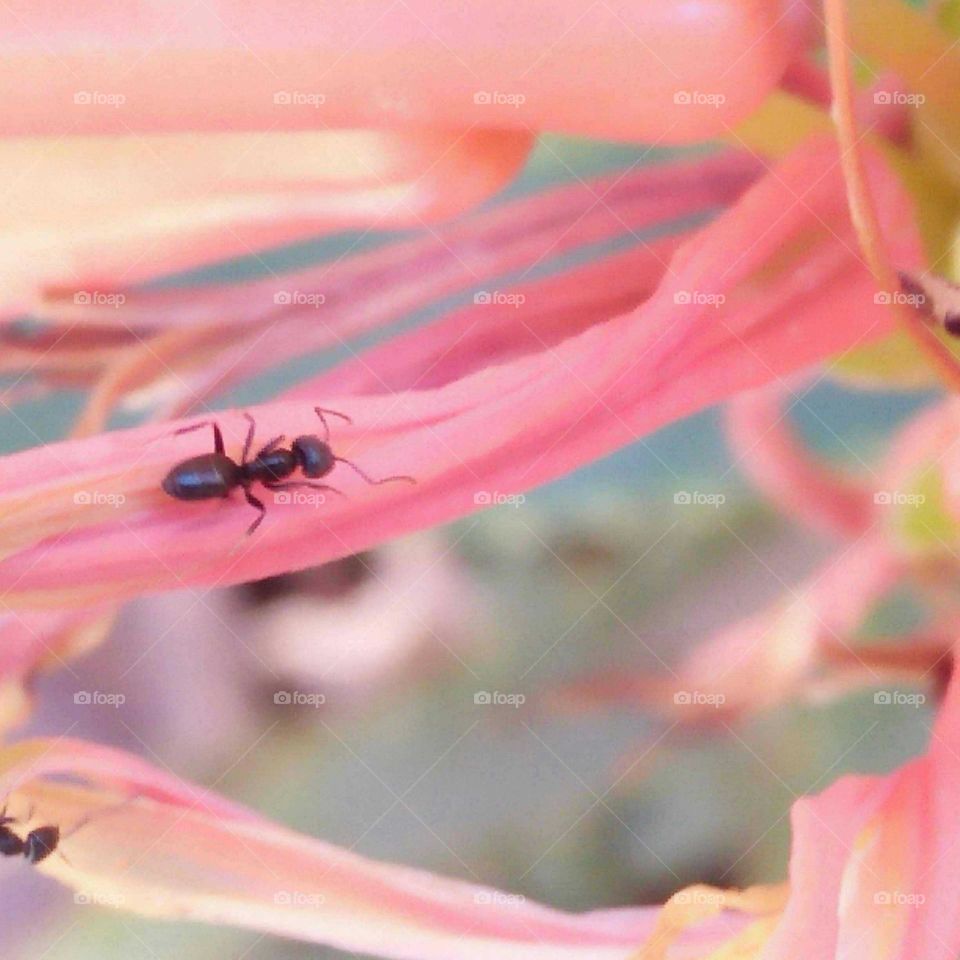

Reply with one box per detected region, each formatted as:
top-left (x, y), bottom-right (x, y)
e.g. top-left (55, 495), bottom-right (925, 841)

top-left (313, 407), bottom-right (352, 444)
top-left (333, 457), bottom-right (416, 487)
top-left (312, 407), bottom-right (414, 486)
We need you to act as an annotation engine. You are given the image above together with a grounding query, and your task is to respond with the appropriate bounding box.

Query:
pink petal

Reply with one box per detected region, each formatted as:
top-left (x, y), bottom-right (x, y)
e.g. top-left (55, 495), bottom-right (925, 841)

top-left (725, 381), bottom-right (873, 538)
top-left (0, 737), bottom-right (671, 958)
top-left (762, 657), bottom-right (960, 960)
top-left (547, 534), bottom-right (905, 724)
top-left (1, 128), bottom-right (533, 315)
top-left (16, 150), bottom-right (761, 419)
top-left (0, 605), bottom-right (115, 730)
top-left (0, 136), bottom-right (923, 608)
top-left (36, 149), bottom-right (761, 331)
top-left (669, 535), bottom-right (901, 720)
top-left (1, 1), bottom-right (812, 142)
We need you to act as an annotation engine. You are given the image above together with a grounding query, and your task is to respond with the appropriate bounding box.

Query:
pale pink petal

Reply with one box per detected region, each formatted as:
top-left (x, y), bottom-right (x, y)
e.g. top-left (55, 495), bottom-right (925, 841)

top-left (0, 737), bottom-right (678, 959)
top-left (1, 1), bottom-right (813, 142)
top-left (547, 534), bottom-right (905, 724)
top-left (670, 536), bottom-right (902, 719)
top-left (14, 150), bottom-right (761, 423)
top-left (762, 656), bottom-right (960, 959)
top-left (0, 605), bottom-right (115, 730)
top-left (1, 128), bottom-right (533, 315)
top-left (62, 151), bottom-right (761, 432)
top-left (0, 136), bottom-right (923, 608)
top-left (35, 150), bottom-right (762, 330)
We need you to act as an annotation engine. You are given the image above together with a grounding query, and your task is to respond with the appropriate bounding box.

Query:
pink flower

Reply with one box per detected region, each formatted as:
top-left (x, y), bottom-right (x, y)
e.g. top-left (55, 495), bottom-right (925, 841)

top-left (763, 655), bottom-right (960, 960)
top-left (0, 1), bottom-right (810, 314)
top-left (0, 135), bottom-right (922, 609)
top-left (4, 1), bottom-right (960, 957)
top-left (0, 735), bottom-right (776, 958)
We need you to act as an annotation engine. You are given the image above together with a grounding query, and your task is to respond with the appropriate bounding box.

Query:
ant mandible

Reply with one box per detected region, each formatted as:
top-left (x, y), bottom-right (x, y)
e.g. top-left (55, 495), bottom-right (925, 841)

top-left (162, 406), bottom-right (416, 535)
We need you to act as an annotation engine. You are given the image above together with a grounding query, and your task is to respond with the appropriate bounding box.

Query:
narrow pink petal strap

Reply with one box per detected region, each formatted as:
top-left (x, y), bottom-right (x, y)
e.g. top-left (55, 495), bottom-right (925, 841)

top-left (0, 136), bottom-right (923, 607)
top-left (725, 382), bottom-right (872, 538)
top-left (0, 738), bottom-right (681, 959)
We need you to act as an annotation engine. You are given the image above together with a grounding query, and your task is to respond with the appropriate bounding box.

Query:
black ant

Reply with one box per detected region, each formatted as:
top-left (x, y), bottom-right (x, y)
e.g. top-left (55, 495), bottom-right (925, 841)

top-left (162, 406), bottom-right (416, 535)
top-left (0, 804), bottom-right (80, 865)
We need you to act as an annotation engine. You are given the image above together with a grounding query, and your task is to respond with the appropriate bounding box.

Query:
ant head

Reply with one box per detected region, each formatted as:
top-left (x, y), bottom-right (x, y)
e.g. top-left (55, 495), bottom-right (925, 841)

top-left (291, 435), bottom-right (336, 479)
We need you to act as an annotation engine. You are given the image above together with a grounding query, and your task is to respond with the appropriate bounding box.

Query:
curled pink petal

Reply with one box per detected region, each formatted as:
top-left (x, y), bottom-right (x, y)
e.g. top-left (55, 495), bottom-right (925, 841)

top-left (22, 150), bottom-right (762, 428)
top-left (547, 534), bottom-right (905, 724)
top-left (763, 649), bottom-right (960, 959)
top-left (63, 150), bottom-right (762, 431)
top-left (0, 605), bottom-right (115, 730)
top-left (0, 136), bottom-right (923, 608)
top-left (725, 381), bottom-right (873, 538)
top-left (0, 737), bottom-right (673, 958)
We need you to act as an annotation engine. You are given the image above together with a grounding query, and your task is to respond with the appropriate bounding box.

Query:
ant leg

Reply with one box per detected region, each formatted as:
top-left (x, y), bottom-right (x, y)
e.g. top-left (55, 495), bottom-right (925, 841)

top-left (334, 457), bottom-right (417, 487)
top-left (243, 487), bottom-right (267, 536)
top-left (60, 815), bottom-right (90, 842)
top-left (255, 435), bottom-right (286, 458)
top-left (241, 413), bottom-right (257, 465)
top-left (175, 421), bottom-right (225, 455)
top-left (266, 480), bottom-right (345, 498)
top-left (313, 407), bottom-right (352, 443)
top-left (52, 816), bottom-right (89, 864)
